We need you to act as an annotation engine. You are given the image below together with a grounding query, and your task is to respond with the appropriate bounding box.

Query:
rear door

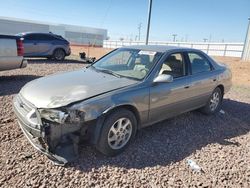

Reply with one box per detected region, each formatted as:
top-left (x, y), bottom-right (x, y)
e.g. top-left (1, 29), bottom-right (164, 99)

top-left (23, 34), bottom-right (39, 56)
top-left (183, 51), bottom-right (218, 107)
top-left (36, 34), bottom-right (54, 55)
top-left (23, 34), bottom-right (53, 56)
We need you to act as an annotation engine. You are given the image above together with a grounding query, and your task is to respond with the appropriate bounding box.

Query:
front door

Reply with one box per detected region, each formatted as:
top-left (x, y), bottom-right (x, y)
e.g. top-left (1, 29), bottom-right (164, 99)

top-left (149, 52), bottom-right (191, 124)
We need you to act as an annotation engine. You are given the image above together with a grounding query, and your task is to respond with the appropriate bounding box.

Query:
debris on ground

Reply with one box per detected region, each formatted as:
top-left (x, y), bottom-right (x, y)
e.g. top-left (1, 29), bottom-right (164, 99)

top-left (79, 52), bottom-right (96, 63)
top-left (187, 159), bottom-right (203, 173)
top-left (219, 109), bottom-right (225, 114)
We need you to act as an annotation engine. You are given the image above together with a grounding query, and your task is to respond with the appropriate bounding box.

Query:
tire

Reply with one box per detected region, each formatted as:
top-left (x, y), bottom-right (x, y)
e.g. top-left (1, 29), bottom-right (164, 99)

top-left (200, 87), bottom-right (223, 115)
top-left (96, 109), bottom-right (137, 156)
top-left (53, 49), bottom-right (65, 61)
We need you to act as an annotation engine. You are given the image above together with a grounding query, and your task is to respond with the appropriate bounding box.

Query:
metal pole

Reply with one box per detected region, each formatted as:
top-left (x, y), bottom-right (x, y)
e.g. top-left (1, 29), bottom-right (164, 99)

top-left (146, 0), bottom-right (152, 45)
top-left (223, 44), bottom-right (228, 56)
top-left (172, 34), bottom-right (177, 42)
top-left (242, 17), bottom-right (250, 60)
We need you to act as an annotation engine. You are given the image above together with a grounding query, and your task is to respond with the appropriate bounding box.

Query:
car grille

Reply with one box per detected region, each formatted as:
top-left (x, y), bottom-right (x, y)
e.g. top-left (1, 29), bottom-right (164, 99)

top-left (14, 94), bottom-right (40, 129)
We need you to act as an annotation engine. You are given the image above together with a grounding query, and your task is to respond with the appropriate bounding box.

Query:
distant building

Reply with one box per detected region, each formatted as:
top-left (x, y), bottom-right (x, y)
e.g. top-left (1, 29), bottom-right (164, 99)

top-left (0, 16), bottom-right (107, 46)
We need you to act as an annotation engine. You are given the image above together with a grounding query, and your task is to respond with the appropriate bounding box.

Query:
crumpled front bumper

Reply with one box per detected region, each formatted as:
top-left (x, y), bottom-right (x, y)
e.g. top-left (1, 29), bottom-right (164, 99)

top-left (17, 121), bottom-right (68, 165)
top-left (13, 96), bottom-right (73, 165)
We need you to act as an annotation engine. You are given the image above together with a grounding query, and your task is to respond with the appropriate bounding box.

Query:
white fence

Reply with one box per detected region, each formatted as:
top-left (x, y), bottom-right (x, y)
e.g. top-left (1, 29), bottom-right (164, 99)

top-left (104, 40), bottom-right (244, 57)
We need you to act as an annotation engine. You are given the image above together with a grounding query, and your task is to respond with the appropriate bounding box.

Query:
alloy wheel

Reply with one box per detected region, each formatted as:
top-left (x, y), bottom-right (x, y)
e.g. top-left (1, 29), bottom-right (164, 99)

top-left (107, 117), bottom-right (132, 150)
top-left (209, 91), bottom-right (220, 111)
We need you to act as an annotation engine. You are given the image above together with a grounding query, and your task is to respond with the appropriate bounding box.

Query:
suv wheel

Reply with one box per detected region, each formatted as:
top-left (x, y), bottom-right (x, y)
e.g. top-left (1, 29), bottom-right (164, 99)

top-left (96, 109), bottom-right (137, 156)
top-left (53, 49), bottom-right (65, 61)
top-left (200, 87), bottom-right (223, 115)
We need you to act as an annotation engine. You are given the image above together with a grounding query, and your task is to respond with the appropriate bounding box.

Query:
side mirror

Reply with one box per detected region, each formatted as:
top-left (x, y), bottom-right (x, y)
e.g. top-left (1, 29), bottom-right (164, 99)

top-left (153, 74), bottom-right (173, 83)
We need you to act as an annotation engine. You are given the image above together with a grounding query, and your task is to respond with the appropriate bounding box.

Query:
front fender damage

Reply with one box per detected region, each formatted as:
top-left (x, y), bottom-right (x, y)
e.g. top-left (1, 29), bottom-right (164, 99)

top-left (42, 100), bottom-right (114, 165)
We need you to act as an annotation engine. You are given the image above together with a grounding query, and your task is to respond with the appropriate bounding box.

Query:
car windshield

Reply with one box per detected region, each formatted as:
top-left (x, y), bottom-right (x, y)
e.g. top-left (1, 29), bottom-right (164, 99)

top-left (92, 48), bottom-right (163, 80)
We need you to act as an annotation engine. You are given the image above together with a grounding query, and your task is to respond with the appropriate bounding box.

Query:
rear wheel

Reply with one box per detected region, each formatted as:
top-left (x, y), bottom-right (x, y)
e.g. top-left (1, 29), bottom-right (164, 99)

top-left (200, 87), bottom-right (223, 115)
top-left (96, 109), bottom-right (137, 156)
top-left (53, 49), bottom-right (65, 61)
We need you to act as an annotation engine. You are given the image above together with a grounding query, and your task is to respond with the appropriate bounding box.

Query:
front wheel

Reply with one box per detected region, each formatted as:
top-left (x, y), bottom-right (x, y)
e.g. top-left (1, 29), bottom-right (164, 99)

top-left (200, 87), bottom-right (223, 115)
top-left (96, 109), bottom-right (137, 156)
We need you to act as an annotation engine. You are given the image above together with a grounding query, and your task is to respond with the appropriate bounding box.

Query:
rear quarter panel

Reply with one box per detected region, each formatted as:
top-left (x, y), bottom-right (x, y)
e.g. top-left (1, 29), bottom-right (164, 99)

top-left (217, 66), bottom-right (232, 94)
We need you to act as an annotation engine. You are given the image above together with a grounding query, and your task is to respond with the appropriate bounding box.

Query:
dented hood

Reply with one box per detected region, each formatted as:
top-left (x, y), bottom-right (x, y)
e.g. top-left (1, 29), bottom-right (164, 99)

top-left (20, 67), bottom-right (138, 108)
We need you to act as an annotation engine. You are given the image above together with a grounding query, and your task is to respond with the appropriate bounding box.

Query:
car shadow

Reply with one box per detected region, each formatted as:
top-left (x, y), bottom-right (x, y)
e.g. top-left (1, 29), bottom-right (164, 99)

top-left (0, 75), bottom-right (41, 96)
top-left (26, 58), bottom-right (89, 64)
top-left (69, 99), bottom-right (250, 171)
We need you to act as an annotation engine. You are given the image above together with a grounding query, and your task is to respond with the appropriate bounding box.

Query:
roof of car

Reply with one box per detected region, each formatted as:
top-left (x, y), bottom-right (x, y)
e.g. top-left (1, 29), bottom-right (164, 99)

top-left (122, 45), bottom-right (193, 53)
top-left (18, 32), bottom-right (55, 36)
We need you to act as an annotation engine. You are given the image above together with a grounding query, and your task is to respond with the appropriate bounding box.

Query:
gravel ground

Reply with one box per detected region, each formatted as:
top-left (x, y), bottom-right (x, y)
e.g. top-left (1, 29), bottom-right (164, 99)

top-left (0, 59), bottom-right (249, 187)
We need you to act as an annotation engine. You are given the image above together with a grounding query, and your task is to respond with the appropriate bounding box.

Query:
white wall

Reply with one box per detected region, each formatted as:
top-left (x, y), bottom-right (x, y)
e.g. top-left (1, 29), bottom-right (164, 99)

top-left (104, 40), bottom-right (244, 57)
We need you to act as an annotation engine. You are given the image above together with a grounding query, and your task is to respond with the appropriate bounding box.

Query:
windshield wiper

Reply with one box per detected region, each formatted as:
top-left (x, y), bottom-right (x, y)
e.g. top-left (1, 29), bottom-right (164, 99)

top-left (96, 68), bottom-right (121, 78)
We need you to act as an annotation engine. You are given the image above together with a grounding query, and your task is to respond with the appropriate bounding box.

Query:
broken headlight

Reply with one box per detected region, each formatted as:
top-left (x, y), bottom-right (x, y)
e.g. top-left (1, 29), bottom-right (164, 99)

top-left (39, 109), bottom-right (69, 124)
top-left (39, 109), bottom-right (85, 124)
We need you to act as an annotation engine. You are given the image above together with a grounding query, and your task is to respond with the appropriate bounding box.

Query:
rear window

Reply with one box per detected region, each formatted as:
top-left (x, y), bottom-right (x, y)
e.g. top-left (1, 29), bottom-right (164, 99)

top-left (188, 52), bottom-right (212, 74)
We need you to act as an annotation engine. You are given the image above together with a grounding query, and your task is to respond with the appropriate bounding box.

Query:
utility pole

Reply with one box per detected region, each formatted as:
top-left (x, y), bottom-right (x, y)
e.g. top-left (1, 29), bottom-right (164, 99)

top-left (242, 17), bottom-right (250, 61)
top-left (209, 34), bottom-right (212, 42)
top-left (146, 0), bottom-right (152, 45)
top-left (203, 38), bottom-right (208, 42)
top-left (138, 23), bottom-right (142, 41)
top-left (172, 34), bottom-right (177, 42)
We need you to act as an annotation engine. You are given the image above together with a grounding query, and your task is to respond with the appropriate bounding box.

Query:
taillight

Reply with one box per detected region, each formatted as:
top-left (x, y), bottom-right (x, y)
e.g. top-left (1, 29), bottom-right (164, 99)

top-left (16, 39), bottom-right (24, 56)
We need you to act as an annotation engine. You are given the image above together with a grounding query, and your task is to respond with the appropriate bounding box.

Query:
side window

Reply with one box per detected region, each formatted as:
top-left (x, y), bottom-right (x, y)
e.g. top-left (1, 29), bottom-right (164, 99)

top-left (24, 34), bottom-right (34, 40)
top-left (35, 34), bottom-right (51, 41)
top-left (188, 52), bottom-right (211, 74)
top-left (25, 34), bottom-right (53, 41)
top-left (41, 35), bottom-right (54, 40)
top-left (159, 53), bottom-right (185, 78)
top-left (25, 34), bottom-right (42, 41)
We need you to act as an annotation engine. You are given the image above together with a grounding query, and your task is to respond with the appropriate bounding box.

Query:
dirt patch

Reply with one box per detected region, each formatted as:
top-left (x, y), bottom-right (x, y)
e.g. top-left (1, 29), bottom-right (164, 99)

top-left (71, 45), bottom-right (112, 60)
top-left (213, 56), bottom-right (250, 87)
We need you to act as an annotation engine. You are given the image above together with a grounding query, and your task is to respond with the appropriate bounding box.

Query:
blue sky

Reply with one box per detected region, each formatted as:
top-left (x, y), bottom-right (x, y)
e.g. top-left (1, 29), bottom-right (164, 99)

top-left (0, 0), bottom-right (249, 42)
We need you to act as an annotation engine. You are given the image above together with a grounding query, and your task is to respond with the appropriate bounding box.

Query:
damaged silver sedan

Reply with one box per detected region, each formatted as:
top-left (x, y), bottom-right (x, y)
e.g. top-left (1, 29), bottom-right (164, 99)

top-left (13, 45), bottom-right (232, 165)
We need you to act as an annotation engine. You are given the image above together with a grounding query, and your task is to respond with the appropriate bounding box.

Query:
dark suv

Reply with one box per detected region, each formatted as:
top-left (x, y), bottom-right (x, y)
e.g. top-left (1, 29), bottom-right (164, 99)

top-left (18, 32), bottom-right (71, 60)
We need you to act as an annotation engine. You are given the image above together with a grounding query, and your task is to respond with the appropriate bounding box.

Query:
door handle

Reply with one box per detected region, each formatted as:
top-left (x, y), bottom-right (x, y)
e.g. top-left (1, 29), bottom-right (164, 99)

top-left (184, 86), bottom-right (190, 89)
top-left (212, 78), bottom-right (217, 82)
